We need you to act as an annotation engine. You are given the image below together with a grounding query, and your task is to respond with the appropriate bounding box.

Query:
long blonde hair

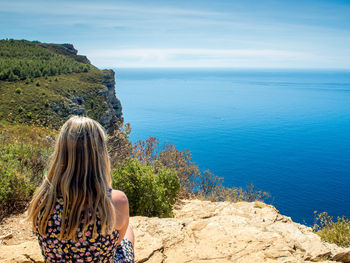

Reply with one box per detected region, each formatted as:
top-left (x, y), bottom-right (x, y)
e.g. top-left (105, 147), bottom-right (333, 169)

top-left (27, 116), bottom-right (115, 240)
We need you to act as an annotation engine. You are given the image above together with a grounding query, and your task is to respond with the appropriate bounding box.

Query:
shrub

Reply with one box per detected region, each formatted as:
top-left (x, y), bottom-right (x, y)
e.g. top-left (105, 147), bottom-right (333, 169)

top-left (313, 212), bottom-right (350, 247)
top-left (111, 160), bottom-right (180, 217)
top-left (0, 161), bottom-right (36, 219)
top-left (133, 138), bottom-right (200, 198)
top-left (18, 106), bottom-right (23, 112)
top-left (132, 137), bottom-right (270, 203)
top-left (0, 123), bottom-right (56, 220)
top-left (15, 88), bottom-right (22, 94)
top-left (108, 122), bottom-right (133, 167)
top-left (197, 170), bottom-right (269, 202)
top-left (36, 81), bottom-right (40, 87)
top-left (27, 112), bottom-right (32, 119)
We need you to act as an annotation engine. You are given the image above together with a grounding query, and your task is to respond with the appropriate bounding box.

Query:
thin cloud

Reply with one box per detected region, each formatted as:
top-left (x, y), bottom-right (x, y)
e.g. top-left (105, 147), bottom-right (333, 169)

top-left (87, 48), bottom-right (310, 68)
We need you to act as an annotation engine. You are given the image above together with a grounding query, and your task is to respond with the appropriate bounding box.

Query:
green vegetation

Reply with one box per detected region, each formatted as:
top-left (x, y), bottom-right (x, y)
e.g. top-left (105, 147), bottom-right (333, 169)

top-left (112, 160), bottom-right (180, 217)
top-left (0, 123), bottom-right (56, 220)
top-left (0, 39), bottom-right (90, 81)
top-left (0, 39), bottom-right (111, 128)
top-left (313, 212), bottom-right (350, 247)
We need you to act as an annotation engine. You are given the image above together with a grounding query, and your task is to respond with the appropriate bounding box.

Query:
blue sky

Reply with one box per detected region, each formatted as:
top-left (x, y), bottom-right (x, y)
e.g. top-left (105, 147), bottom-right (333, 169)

top-left (1, 0), bottom-right (350, 69)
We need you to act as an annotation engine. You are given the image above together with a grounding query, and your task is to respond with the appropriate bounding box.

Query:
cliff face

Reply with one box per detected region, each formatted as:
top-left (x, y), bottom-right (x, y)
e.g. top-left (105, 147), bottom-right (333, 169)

top-left (0, 200), bottom-right (349, 263)
top-left (57, 69), bottom-right (123, 131)
top-left (99, 69), bottom-right (123, 131)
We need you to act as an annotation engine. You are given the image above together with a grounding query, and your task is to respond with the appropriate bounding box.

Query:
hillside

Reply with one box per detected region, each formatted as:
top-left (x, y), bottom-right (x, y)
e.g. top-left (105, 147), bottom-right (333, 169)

top-left (0, 200), bottom-right (350, 263)
top-left (0, 39), bottom-right (122, 130)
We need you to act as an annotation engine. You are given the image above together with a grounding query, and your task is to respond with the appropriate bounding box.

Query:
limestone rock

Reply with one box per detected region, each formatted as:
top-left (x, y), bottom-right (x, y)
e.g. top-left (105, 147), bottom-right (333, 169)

top-left (0, 200), bottom-right (349, 263)
top-left (99, 69), bottom-right (123, 131)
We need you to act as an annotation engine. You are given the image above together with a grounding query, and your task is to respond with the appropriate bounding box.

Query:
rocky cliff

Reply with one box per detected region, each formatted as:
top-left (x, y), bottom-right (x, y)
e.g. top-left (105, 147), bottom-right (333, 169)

top-left (0, 200), bottom-right (349, 263)
top-left (99, 69), bottom-right (123, 131)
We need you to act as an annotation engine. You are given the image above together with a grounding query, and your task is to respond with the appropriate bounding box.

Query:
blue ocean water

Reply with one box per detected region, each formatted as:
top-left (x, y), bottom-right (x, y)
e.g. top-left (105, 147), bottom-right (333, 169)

top-left (114, 68), bottom-right (350, 226)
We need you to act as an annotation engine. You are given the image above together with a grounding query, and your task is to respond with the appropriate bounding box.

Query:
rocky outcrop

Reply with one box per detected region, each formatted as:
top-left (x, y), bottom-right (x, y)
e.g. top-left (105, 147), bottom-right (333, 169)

top-left (99, 69), bottom-right (123, 131)
top-left (0, 200), bottom-right (349, 263)
top-left (48, 68), bottom-right (123, 132)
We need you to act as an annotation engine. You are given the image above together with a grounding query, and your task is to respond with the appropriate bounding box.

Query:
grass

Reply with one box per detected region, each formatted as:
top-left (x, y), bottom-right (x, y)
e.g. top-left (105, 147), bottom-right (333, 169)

top-left (313, 211), bottom-right (350, 247)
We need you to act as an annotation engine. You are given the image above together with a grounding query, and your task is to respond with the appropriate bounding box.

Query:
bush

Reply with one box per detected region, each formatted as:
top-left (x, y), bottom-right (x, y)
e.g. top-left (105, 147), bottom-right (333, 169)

top-left (0, 161), bottom-right (36, 219)
top-left (15, 88), bottom-right (22, 94)
top-left (313, 212), bottom-right (350, 247)
top-left (18, 106), bottom-right (23, 112)
top-left (0, 123), bottom-right (56, 220)
top-left (133, 138), bottom-right (200, 198)
top-left (132, 136), bottom-right (270, 203)
top-left (111, 160), bottom-right (180, 217)
top-left (36, 81), bottom-right (40, 87)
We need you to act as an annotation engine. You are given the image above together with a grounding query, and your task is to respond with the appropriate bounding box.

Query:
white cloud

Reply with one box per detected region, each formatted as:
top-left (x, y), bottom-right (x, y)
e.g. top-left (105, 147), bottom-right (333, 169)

top-left (87, 48), bottom-right (310, 68)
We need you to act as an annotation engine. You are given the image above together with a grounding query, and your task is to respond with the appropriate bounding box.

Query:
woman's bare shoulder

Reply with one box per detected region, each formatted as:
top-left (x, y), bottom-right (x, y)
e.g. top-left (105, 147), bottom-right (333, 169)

top-left (110, 189), bottom-right (129, 229)
top-left (110, 189), bottom-right (129, 208)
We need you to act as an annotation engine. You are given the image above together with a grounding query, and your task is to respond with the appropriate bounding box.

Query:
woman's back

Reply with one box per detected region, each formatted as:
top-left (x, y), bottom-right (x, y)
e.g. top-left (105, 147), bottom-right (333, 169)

top-left (37, 196), bottom-right (119, 262)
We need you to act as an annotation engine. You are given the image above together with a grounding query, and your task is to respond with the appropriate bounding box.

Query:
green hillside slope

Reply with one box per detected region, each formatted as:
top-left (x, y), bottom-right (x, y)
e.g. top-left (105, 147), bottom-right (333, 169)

top-left (0, 39), bottom-right (122, 129)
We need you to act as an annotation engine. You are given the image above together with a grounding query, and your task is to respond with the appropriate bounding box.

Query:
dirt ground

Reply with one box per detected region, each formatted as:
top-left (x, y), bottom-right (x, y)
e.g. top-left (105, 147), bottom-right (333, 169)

top-left (0, 213), bottom-right (37, 246)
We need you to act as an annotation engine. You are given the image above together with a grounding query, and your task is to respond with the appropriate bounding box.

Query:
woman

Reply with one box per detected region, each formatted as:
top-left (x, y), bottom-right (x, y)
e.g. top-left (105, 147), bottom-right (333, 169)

top-left (27, 116), bottom-right (135, 262)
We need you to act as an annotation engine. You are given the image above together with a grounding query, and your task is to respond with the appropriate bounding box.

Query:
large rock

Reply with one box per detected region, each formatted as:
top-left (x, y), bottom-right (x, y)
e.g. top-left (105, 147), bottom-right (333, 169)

top-left (0, 200), bottom-right (349, 263)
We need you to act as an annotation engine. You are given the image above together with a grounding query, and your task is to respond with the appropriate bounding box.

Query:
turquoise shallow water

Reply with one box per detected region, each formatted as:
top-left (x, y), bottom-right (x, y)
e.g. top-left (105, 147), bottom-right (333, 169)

top-left (114, 68), bottom-right (350, 225)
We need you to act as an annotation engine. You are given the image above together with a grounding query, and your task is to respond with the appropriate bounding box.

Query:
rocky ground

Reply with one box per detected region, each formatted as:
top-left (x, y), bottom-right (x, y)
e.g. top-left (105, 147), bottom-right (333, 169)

top-left (0, 200), bottom-right (349, 263)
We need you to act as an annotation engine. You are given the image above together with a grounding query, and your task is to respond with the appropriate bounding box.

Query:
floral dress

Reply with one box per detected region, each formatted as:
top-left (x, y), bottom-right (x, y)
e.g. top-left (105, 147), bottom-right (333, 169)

top-left (36, 195), bottom-right (134, 263)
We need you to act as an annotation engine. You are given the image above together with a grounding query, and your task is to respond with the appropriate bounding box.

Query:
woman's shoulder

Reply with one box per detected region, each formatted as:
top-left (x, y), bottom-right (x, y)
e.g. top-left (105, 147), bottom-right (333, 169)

top-left (109, 189), bottom-right (129, 230)
top-left (110, 189), bottom-right (128, 207)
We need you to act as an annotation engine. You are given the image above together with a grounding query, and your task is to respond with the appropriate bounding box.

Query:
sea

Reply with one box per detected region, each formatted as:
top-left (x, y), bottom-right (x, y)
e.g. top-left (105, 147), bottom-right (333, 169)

top-left (114, 68), bottom-right (350, 226)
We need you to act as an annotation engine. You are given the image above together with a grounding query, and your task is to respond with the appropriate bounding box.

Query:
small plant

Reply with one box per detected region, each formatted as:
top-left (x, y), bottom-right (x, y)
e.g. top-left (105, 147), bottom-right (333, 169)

top-left (18, 106), bottom-right (24, 113)
top-left (15, 88), bottom-right (22, 94)
top-left (54, 77), bottom-right (58, 82)
top-left (10, 99), bottom-right (15, 104)
top-left (42, 91), bottom-right (46, 96)
top-left (36, 81), bottom-right (40, 87)
top-left (313, 212), bottom-right (350, 247)
top-left (27, 112), bottom-right (32, 119)
top-left (33, 106), bottom-right (39, 111)
top-left (44, 100), bottom-right (49, 107)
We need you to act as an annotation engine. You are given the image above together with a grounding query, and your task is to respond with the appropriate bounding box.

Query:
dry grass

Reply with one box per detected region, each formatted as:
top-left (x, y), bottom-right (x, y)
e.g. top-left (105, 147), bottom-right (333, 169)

top-left (313, 212), bottom-right (350, 247)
